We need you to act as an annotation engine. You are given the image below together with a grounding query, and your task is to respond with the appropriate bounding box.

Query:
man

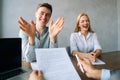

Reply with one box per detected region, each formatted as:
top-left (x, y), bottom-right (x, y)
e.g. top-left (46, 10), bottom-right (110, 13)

top-left (18, 3), bottom-right (64, 68)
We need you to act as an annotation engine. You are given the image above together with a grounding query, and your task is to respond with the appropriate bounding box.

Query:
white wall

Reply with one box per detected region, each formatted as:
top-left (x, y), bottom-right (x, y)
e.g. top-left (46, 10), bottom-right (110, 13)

top-left (118, 0), bottom-right (120, 50)
top-left (1, 0), bottom-right (118, 52)
top-left (0, 0), bottom-right (3, 37)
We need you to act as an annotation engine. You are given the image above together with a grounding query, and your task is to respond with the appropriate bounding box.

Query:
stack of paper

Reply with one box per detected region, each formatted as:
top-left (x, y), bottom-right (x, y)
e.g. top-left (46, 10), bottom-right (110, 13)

top-left (34, 48), bottom-right (81, 80)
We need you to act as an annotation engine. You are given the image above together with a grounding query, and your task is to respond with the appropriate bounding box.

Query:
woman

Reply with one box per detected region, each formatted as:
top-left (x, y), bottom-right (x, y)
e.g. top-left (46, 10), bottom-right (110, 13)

top-left (70, 13), bottom-right (101, 62)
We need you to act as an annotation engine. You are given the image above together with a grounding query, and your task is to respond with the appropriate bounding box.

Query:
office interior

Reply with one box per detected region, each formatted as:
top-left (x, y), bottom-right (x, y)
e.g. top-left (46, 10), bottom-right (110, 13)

top-left (0, 0), bottom-right (120, 53)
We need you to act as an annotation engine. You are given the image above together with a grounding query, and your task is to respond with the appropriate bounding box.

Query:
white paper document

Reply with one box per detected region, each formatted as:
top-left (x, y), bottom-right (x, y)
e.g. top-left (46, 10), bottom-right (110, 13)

top-left (92, 58), bottom-right (105, 65)
top-left (34, 48), bottom-right (81, 80)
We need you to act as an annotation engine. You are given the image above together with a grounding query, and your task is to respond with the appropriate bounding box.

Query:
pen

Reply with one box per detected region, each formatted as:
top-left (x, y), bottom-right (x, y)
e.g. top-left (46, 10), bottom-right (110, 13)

top-left (75, 54), bottom-right (84, 73)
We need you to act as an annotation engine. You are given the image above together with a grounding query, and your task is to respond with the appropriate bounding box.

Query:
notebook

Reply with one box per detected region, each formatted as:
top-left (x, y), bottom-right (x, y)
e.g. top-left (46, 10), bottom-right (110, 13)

top-left (0, 38), bottom-right (26, 80)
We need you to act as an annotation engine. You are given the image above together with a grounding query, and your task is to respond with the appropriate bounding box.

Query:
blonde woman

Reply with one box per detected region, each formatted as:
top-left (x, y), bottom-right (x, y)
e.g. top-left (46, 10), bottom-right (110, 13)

top-left (70, 13), bottom-right (102, 62)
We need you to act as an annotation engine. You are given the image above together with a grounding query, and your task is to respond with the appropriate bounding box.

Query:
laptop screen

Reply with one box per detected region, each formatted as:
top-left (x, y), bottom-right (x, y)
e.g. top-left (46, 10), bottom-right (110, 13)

top-left (0, 38), bottom-right (22, 74)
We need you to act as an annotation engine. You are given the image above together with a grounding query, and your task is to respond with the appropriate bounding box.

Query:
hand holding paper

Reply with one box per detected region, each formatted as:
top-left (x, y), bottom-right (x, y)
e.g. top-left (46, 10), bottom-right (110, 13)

top-left (34, 48), bottom-right (81, 80)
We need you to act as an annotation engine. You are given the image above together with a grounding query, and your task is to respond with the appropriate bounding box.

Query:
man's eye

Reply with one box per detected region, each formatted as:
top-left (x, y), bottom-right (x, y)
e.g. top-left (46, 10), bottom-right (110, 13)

top-left (46, 13), bottom-right (51, 17)
top-left (40, 12), bottom-right (44, 15)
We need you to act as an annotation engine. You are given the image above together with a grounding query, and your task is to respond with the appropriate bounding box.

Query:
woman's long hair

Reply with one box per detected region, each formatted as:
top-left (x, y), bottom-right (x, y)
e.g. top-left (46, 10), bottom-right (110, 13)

top-left (74, 13), bottom-right (94, 33)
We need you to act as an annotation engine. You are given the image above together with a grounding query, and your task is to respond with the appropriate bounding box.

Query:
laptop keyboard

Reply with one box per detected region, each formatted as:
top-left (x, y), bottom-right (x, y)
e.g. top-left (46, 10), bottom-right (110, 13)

top-left (0, 69), bottom-right (26, 80)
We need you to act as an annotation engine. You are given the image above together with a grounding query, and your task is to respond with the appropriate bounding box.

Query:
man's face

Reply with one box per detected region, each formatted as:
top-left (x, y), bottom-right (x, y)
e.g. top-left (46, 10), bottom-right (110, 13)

top-left (35, 7), bottom-right (52, 27)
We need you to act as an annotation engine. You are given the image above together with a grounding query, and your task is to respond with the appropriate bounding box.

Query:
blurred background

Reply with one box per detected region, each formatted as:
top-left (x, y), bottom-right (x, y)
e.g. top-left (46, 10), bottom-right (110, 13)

top-left (0, 0), bottom-right (120, 53)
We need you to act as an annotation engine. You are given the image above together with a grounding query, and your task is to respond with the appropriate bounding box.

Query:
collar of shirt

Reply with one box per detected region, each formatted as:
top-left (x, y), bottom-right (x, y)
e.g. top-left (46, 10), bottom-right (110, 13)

top-left (78, 32), bottom-right (92, 40)
top-left (36, 27), bottom-right (48, 37)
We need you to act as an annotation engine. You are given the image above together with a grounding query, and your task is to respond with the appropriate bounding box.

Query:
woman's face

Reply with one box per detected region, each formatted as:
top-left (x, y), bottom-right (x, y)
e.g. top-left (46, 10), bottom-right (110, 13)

top-left (35, 7), bottom-right (51, 27)
top-left (79, 15), bottom-right (90, 32)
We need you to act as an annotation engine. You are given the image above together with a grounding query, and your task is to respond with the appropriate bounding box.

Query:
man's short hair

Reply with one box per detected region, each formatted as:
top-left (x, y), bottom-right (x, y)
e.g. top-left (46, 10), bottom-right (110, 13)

top-left (36, 3), bottom-right (52, 13)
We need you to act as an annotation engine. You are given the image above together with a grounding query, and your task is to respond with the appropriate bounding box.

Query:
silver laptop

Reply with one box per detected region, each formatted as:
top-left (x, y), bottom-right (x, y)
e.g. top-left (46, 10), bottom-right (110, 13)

top-left (0, 38), bottom-right (26, 80)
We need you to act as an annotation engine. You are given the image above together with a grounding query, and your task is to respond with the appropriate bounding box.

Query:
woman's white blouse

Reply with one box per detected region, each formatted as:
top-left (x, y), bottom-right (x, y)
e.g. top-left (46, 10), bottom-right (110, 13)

top-left (70, 32), bottom-right (102, 53)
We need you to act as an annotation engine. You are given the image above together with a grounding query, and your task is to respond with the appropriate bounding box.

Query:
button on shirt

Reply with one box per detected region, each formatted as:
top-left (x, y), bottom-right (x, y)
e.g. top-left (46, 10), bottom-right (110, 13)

top-left (19, 27), bottom-right (58, 62)
top-left (70, 32), bottom-right (101, 53)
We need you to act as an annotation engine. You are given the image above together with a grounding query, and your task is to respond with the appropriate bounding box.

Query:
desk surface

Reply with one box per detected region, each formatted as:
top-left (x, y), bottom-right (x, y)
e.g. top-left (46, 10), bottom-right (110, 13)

top-left (8, 51), bottom-right (120, 80)
top-left (71, 51), bottom-right (120, 80)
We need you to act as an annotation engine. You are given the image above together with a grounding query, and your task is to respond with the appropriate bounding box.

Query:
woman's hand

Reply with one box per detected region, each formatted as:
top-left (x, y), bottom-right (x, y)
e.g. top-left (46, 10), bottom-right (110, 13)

top-left (88, 52), bottom-right (96, 62)
top-left (72, 51), bottom-right (96, 62)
